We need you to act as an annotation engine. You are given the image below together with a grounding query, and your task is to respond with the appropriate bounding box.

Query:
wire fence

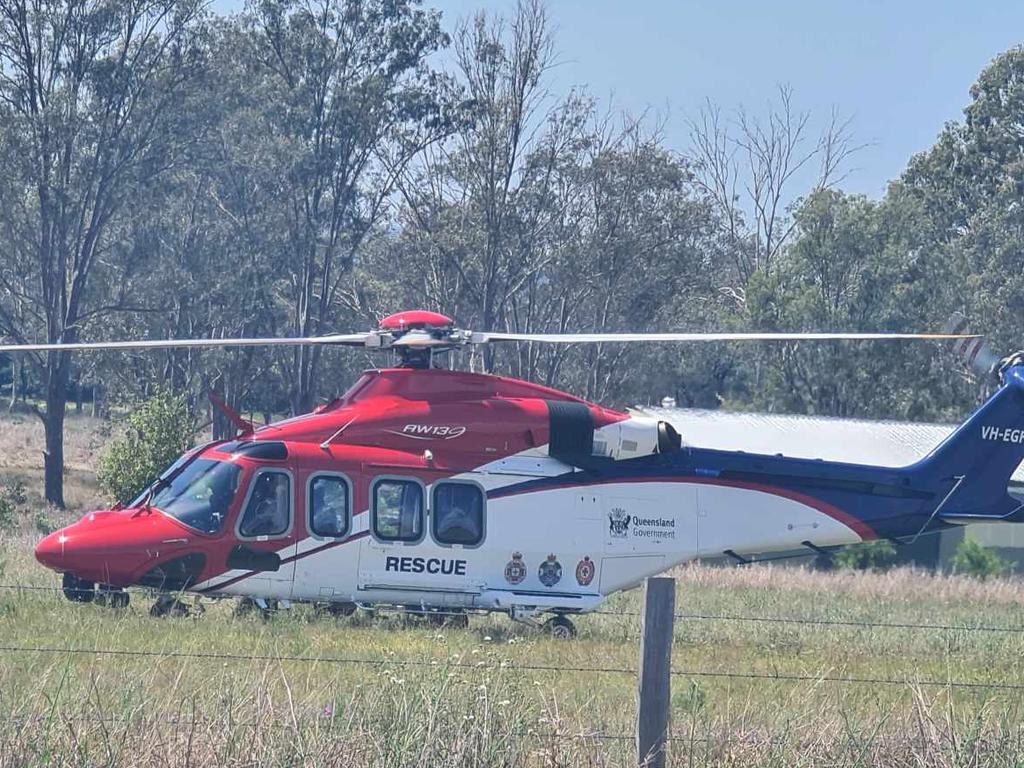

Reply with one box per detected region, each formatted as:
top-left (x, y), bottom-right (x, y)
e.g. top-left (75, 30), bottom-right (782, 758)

top-left (5, 578), bottom-right (1024, 758)
top-left (4, 713), bottom-right (783, 747)
top-left (4, 581), bottom-right (1024, 634)
top-left (2, 642), bottom-right (1023, 691)
top-left (595, 607), bottom-right (1024, 634)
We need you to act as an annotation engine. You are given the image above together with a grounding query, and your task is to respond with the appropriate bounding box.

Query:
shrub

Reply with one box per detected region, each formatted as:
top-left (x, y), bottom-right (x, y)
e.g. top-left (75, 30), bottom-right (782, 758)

top-left (97, 390), bottom-right (197, 504)
top-left (33, 511), bottom-right (54, 536)
top-left (0, 481), bottom-right (27, 533)
top-left (950, 538), bottom-right (1013, 579)
top-left (0, 497), bottom-right (15, 533)
top-left (834, 539), bottom-right (898, 571)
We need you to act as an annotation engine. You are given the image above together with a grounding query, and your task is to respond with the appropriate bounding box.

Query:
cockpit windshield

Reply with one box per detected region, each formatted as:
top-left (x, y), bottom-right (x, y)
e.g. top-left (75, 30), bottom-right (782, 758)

top-left (145, 459), bottom-right (242, 534)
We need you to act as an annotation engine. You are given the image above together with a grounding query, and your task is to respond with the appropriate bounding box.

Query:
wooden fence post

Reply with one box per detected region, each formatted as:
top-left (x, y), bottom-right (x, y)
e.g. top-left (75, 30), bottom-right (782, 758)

top-left (636, 576), bottom-right (675, 768)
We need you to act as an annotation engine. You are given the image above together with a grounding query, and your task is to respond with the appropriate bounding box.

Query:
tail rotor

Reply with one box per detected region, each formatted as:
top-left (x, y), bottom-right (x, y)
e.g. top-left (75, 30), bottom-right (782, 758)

top-left (946, 312), bottom-right (1001, 379)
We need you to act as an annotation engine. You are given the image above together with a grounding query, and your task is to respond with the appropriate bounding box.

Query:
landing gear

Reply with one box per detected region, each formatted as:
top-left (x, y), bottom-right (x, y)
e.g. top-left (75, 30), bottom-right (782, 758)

top-left (234, 597), bottom-right (259, 617)
top-left (234, 597), bottom-right (280, 620)
top-left (95, 585), bottom-right (129, 609)
top-left (322, 601), bottom-right (357, 618)
top-left (150, 595), bottom-right (192, 617)
top-left (426, 609), bottom-right (469, 629)
top-left (62, 573), bottom-right (95, 603)
top-left (544, 614), bottom-right (576, 640)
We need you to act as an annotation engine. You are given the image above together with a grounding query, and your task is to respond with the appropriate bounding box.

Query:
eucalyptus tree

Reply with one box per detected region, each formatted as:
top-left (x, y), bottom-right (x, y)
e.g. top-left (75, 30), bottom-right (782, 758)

top-left (688, 86), bottom-right (860, 299)
top-left (100, 17), bottom-right (292, 436)
top-left (506, 115), bottom-right (719, 404)
top-left (0, 0), bottom-right (204, 505)
top-left (900, 46), bottom-right (1024, 356)
top-left (239, 0), bottom-right (457, 415)
top-left (384, 0), bottom-right (559, 373)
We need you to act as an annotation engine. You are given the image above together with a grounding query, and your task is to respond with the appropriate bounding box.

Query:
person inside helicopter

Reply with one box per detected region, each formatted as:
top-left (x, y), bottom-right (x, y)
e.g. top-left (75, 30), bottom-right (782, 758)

top-left (434, 484), bottom-right (482, 545)
top-left (239, 472), bottom-right (290, 537)
top-left (145, 459), bottom-right (242, 535)
top-left (310, 477), bottom-right (348, 536)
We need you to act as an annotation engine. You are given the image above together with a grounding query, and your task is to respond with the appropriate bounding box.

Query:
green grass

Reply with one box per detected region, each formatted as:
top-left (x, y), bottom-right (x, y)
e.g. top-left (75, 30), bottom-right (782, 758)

top-left (3, 415), bottom-right (1024, 766)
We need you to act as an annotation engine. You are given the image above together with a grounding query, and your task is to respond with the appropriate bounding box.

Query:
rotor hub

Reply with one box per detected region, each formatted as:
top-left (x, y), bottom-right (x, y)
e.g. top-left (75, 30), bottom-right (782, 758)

top-left (378, 311), bottom-right (462, 368)
top-left (378, 310), bottom-right (454, 332)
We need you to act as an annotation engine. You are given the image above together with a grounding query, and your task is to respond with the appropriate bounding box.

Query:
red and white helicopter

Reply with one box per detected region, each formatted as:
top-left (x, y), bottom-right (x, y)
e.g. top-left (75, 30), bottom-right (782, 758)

top-left (9, 311), bottom-right (1024, 637)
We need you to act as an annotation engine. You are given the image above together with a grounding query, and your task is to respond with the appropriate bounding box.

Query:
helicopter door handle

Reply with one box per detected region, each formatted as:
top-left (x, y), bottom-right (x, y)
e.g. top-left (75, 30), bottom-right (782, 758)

top-left (227, 544), bottom-right (281, 572)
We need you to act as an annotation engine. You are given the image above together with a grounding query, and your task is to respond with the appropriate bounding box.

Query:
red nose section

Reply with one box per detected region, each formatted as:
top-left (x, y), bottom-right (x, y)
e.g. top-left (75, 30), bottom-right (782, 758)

top-left (33, 509), bottom-right (185, 586)
top-left (34, 530), bottom-right (65, 570)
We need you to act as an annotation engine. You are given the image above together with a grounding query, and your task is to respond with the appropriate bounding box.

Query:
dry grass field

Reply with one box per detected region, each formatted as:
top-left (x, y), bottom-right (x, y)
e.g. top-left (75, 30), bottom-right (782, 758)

top-left (2, 415), bottom-right (1024, 766)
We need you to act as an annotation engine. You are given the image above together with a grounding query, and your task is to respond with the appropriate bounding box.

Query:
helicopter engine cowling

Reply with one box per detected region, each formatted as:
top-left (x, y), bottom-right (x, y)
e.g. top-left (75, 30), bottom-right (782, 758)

top-left (544, 399), bottom-right (680, 463)
top-left (591, 416), bottom-right (681, 459)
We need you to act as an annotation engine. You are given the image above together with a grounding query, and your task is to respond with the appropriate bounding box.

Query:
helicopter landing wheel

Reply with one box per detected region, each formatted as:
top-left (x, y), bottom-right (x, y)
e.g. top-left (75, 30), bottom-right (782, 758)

top-left (235, 597), bottom-right (277, 620)
top-left (544, 614), bottom-right (576, 640)
top-left (150, 595), bottom-right (190, 618)
top-left (326, 601), bottom-right (357, 618)
top-left (61, 573), bottom-right (95, 603)
top-left (95, 585), bottom-right (129, 609)
top-left (426, 610), bottom-right (469, 629)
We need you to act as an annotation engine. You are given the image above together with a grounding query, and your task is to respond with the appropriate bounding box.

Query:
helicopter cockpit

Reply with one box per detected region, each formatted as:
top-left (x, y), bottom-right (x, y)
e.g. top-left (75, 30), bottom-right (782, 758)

top-left (136, 458), bottom-right (242, 534)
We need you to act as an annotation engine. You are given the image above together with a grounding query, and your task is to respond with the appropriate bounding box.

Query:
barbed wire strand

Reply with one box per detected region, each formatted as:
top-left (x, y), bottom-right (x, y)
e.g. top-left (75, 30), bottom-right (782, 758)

top-left (4, 713), bottom-right (634, 741)
top-left (4, 582), bottom-right (1024, 634)
top-left (2, 643), bottom-right (1023, 691)
top-left (0, 715), bottom-right (911, 747)
top-left (593, 608), bottom-right (1024, 634)
top-left (0, 644), bottom-right (636, 676)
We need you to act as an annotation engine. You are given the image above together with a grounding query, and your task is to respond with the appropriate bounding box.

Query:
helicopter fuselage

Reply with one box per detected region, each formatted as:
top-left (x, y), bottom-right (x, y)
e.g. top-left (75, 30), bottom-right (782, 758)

top-left (33, 363), bottom-right (1024, 617)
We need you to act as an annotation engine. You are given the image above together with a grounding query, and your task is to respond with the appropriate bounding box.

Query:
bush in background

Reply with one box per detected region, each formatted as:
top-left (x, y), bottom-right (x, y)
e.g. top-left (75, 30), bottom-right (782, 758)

top-left (950, 538), bottom-right (1013, 580)
top-left (0, 481), bottom-right (27, 533)
top-left (834, 540), bottom-right (898, 572)
top-left (97, 390), bottom-right (196, 504)
top-left (0, 497), bottom-right (14, 533)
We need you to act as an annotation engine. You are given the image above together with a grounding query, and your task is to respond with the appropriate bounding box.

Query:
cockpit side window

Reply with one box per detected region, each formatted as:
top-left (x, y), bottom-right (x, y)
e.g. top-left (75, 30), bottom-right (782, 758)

top-left (372, 478), bottom-right (423, 543)
top-left (150, 459), bottom-right (240, 535)
top-left (238, 470), bottom-right (292, 539)
top-left (308, 474), bottom-right (350, 538)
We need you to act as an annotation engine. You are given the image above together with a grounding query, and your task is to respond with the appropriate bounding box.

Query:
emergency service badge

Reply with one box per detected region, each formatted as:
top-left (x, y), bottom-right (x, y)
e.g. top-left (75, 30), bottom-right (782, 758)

top-left (538, 554), bottom-right (562, 587)
top-left (504, 552), bottom-right (527, 585)
top-left (575, 556), bottom-right (595, 586)
top-left (608, 507), bottom-right (629, 538)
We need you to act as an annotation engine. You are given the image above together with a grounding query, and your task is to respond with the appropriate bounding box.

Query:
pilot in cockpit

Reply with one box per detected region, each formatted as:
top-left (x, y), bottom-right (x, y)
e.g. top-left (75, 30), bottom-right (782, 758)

top-left (243, 473), bottom-right (289, 536)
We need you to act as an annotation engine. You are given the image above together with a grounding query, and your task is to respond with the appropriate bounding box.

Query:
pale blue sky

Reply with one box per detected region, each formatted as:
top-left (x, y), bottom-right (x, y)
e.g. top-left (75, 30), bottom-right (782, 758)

top-left (213, 1), bottom-right (1024, 198)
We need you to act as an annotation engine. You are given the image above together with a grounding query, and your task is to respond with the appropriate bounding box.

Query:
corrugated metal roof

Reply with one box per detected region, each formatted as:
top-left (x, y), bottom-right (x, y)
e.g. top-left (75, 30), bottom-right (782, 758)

top-left (633, 406), bottom-right (1024, 482)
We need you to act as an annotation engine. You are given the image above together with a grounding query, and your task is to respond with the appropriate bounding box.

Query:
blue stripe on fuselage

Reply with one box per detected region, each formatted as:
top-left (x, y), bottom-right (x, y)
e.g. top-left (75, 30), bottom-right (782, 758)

top-left (492, 366), bottom-right (1024, 541)
top-left (488, 448), bottom-right (942, 541)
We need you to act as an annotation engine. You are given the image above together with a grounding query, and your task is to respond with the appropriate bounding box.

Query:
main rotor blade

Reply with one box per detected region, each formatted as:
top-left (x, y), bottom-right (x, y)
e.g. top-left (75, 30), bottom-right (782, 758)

top-left (0, 334), bottom-right (372, 353)
top-left (476, 331), bottom-right (980, 344)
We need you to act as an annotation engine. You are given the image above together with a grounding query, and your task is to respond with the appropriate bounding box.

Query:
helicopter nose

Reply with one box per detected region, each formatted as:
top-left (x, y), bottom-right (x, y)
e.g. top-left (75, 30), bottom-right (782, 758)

top-left (35, 530), bottom-right (66, 570)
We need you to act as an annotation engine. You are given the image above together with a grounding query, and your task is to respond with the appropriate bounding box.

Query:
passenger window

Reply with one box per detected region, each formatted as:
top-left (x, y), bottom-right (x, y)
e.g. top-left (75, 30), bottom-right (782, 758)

top-left (309, 475), bottom-right (350, 538)
top-left (373, 479), bottom-right (423, 542)
top-left (239, 471), bottom-right (291, 538)
top-left (432, 482), bottom-right (485, 546)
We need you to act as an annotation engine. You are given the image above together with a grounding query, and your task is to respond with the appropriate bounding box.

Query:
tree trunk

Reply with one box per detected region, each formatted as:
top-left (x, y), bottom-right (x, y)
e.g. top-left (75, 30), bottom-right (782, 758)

top-left (43, 399), bottom-right (66, 508)
top-left (8, 355), bottom-right (17, 412)
top-left (42, 352), bottom-right (71, 507)
top-left (212, 406), bottom-right (234, 441)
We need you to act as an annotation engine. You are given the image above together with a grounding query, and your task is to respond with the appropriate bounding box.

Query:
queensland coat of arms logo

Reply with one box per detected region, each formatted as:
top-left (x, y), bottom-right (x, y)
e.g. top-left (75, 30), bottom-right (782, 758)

top-left (608, 507), bottom-right (629, 538)
top-left (575, 556), bottom-right (595, 587)
top-left (504, 552), bottom-right (527, 585)
top-left (538, 554), bottom-right (562, 587)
